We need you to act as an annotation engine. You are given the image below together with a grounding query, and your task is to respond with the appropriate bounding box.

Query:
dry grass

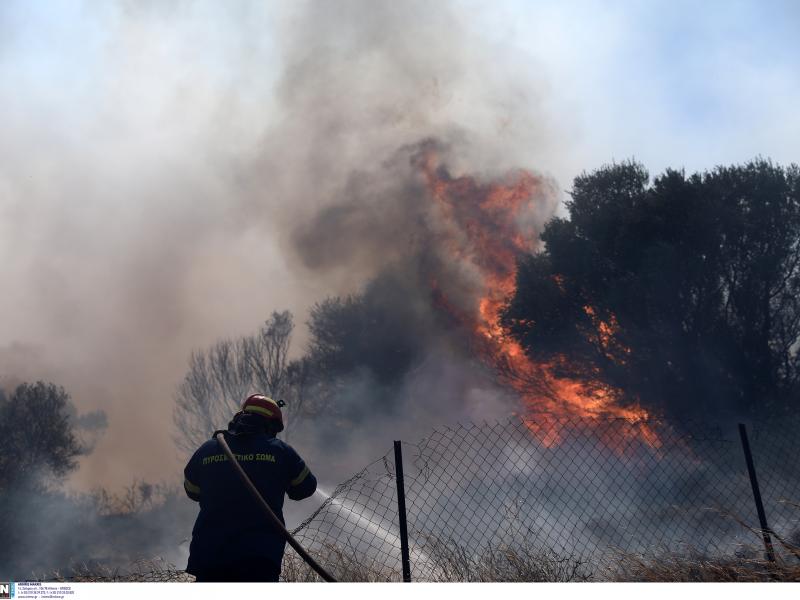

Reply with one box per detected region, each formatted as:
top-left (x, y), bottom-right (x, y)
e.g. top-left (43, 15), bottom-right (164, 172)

top-left (281, 544), bottom-right (398, 582)
top-left (49, 544), bottom-right (800, 582)
top-left (606, 505), bottom-right (800, 582)
top-left (50, 506), bottom-right (800, 582)
top-left (413, 537), bottom-right (592, 582)
top-left (608, 550), bottom-right (800, 582)
top-left (279, 538), bottom-right (592, 582)
top-left (48, 557), bottom-right (193, 582)
top-left (607, 530), bottom-right (800, 582)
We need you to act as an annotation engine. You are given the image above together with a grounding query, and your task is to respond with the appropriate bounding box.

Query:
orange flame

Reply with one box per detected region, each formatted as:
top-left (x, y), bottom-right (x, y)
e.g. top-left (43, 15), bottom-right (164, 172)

top-left (416, 147), bottom-right (660, 451)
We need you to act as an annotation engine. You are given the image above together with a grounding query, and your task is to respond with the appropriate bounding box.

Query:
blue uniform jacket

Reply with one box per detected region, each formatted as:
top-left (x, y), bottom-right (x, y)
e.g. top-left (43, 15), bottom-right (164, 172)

top-left (183, 415), bottom-right (317, 573)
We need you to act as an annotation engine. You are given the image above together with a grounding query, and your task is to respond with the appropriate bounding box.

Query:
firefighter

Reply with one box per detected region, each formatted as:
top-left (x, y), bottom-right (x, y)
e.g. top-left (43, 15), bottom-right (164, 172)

top-left (183, 394), bottom-right (317, 582)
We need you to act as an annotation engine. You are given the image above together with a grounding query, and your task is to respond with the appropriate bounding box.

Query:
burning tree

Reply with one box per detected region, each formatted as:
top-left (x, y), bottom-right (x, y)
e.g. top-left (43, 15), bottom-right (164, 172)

top-left (413, 143), bottom-right (657, 447)
top-left (282, 139), bottom-right (665, 448)
top-left (178, 146), bottom-right (798, 449)
top-left (501, 159), bottom-right (800, 422)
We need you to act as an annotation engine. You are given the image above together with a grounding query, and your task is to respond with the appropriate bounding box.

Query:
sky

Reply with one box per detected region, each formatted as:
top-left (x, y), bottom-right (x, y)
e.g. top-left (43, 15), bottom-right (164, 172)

top-left (0, 0), bottom-right (798, 491)
top-left (465, 0), bottom-right (800, 181)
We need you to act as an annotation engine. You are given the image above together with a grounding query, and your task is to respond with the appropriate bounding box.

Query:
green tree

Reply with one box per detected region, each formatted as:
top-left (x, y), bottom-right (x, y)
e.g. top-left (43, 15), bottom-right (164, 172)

top-left (0, 381), bottom-right (84, 490)
top-left (307, 267), bottom-right (440, 380)
top-left (301, 266), bottom-right (445, 429)
top-left (501, 159), bottom-right (800, 420)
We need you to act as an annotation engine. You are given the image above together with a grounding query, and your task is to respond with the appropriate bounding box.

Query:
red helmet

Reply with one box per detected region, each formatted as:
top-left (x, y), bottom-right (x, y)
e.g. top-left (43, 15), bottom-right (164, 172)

top-left (241, 394), bottom-right (284, 432)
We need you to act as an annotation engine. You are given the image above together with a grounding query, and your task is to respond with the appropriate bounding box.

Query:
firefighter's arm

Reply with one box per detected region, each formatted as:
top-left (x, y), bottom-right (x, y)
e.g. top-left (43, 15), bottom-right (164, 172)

top-left (183, 452), bottom-right (202, 502)
top-left (286, 448), bottom-right (317, 501)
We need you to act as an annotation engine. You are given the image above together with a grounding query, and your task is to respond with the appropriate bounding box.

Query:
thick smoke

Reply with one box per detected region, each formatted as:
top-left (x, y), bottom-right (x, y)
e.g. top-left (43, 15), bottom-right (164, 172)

top-left (262, 0), bottom-right (564, 487)
top-left (1, 0), bottom-right (556, 491)
top-left (263, 1), bottom-right (554, 286)
top-left (5, 2), bottom-right (797, 580)
top-left (0, 0), bottom-right (562, 576)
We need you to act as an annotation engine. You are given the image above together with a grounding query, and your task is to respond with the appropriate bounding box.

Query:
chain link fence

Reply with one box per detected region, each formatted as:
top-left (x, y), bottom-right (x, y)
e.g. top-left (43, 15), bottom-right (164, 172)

top-left (284, 416), bottom-right (800, 581)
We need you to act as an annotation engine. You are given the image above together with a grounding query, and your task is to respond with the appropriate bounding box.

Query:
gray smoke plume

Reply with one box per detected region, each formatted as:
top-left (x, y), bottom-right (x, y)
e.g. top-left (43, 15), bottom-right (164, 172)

top-left (1, 0), bottom-right (565, 578)
top-left (1, 0), bottom-right (558, 492)
top-left (9, 2), bottom-right (795, 581)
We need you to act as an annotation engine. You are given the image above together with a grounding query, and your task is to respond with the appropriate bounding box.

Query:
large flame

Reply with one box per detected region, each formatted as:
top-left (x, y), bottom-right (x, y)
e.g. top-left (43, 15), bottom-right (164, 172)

top-left (416, 147), bottom-right (660, 451)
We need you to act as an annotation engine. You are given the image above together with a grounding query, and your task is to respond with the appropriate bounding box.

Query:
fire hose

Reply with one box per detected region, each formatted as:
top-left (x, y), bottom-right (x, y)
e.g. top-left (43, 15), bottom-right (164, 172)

top-left (214, 432), bottom-right (337, 582)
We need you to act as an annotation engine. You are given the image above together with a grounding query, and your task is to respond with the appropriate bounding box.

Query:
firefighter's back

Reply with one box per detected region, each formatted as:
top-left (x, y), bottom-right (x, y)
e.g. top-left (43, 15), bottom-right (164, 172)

top-left (183, 402), bottom-right (316, 582)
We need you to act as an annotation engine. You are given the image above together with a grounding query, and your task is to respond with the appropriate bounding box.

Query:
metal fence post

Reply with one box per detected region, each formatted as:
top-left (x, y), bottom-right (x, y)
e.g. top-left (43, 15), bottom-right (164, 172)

top-left (738, 423), bottom-right (776, 563)
top-left (394, 440), bottom-right (412, 582)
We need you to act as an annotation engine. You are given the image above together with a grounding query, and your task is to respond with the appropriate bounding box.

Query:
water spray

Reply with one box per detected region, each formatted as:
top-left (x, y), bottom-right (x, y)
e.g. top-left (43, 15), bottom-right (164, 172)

top-left (215, 432), bottom-right (337, 582)
top-left (313, 486), bottom-right (431, 568)
top-left (314, 487), bottom-right (431, 564)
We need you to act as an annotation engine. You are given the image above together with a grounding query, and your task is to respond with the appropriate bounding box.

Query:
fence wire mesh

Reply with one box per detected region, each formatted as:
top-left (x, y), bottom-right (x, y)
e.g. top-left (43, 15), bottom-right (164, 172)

top-left (284, 416), bottom-right (800, 581)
